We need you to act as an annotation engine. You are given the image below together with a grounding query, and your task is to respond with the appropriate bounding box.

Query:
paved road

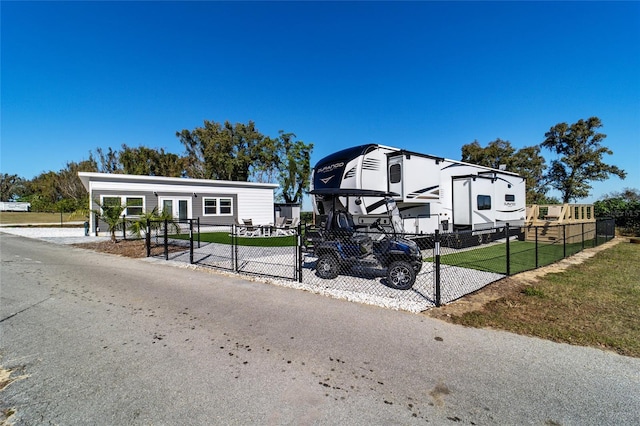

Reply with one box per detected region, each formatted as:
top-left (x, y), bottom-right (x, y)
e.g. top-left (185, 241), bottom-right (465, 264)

top-left (1, 233), bottom-right (639, 425)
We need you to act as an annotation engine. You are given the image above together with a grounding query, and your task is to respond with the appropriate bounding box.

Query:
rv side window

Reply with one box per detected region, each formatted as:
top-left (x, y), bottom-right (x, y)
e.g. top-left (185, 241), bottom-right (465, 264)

top-left (389, 164), bottom-right (402, 184)
top-left (505, 194), bottom-right (515, 202)
top-left (477, 195), bottom-right (491, 210)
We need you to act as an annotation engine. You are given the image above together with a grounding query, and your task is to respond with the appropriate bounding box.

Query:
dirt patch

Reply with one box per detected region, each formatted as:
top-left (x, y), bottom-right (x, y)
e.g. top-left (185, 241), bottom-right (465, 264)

top-left (72, 239), bottom-right (186, 258)
top-left (424, 237), bottom-right (624, 320)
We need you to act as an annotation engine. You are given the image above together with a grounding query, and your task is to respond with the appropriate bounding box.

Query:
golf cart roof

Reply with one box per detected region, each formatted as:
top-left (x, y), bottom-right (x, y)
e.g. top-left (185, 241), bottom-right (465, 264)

top-left (310, 188), bottom-right (400, 197)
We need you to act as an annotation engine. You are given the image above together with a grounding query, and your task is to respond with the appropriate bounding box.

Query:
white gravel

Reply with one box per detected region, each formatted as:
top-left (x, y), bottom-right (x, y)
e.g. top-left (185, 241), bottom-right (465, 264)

top-left (0, 227), bottom-right (110, 244)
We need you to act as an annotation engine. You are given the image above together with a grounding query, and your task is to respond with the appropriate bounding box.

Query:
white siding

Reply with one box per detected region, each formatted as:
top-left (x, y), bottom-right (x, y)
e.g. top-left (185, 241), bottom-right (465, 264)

top-left (235, 187), bottom-right (275, 225)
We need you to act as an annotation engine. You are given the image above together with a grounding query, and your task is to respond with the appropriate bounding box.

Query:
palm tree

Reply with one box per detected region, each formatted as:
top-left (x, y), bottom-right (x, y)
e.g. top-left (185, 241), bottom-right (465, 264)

top-left (129, 207), bottom-right (181, 239)
top-left (93, 199), bottom-right (126, 242)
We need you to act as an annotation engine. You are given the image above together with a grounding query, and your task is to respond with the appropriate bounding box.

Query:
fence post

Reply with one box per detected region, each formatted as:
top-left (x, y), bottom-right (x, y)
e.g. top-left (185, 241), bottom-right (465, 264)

top-left (164, 218), bottom-right (168, 261)
top-left (563, 224), bottom-right (566, 258)
top-left (505, 223), bottom-right (511, 276)
top-left (435, 230), bottom-right (441, 307)
top-left (189, 219), bottom-right (194, 264)
top-left (535, 225), bottom-right (539, 269)
top-left (298, 222), bottom-right (303, 283)
top-left (233, 224), bottom-right (238, 272)
top-left (146, 219), bottom-right (151, 257)
top-left (197, 217), bottom-right (201, 248)
top-left (581, 222), bottom-right (585, 250)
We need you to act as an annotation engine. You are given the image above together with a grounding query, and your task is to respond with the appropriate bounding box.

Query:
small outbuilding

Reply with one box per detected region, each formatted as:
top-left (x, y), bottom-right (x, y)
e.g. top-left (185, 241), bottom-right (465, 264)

top-left (78, 172), bottom-right (279, 235)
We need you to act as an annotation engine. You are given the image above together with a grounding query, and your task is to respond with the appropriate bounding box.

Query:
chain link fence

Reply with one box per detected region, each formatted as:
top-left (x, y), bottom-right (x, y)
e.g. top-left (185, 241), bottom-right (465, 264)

top-left (433, 219), bottom-right (616, 305)
top-left (143, 217), bottom-right (616, 312)
top-left (145, 219), bottom-right (301, 281)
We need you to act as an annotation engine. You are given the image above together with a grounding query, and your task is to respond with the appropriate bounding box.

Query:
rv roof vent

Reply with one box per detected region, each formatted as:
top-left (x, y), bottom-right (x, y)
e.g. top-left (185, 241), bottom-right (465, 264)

top-left (499, 164), bottom-right (507, 171)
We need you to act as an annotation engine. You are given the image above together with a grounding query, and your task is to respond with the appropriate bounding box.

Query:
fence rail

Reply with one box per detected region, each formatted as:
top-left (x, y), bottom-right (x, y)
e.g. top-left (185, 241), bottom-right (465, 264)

top-left (143, 218), bottom-right (616, 311)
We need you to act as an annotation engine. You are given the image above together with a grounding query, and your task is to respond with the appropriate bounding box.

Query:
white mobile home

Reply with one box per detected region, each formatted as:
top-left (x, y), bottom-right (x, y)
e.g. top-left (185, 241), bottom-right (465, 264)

top-left (0, 201), bottom-right (31, 212)
top-left (311, 144), bottom-right (526, 234)
top-left (78, 172), bottom-right (278, 235)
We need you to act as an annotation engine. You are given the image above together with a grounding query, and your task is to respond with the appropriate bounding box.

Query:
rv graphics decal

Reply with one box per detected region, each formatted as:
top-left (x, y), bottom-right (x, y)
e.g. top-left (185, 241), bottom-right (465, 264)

top-left (406, 185), bottom-right (440, 200)
top-left (317, 162), bottom-right (345, 174)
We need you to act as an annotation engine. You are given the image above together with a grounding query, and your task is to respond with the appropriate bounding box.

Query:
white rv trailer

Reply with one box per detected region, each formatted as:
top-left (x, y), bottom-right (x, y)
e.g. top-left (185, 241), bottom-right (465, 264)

top-left (311, 144), bottom-right (526, 235)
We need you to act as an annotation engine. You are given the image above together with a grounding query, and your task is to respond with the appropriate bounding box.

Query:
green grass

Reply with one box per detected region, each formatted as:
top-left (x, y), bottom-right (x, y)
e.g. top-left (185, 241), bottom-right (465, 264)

top-left (435, 240), bottom-right (600, 275)
top-left (0, 211), bottom-right (81, 225)
top-left (173, 231), bottom-right (297, 247)
top-left (447, 240), bottom-right (640, 358)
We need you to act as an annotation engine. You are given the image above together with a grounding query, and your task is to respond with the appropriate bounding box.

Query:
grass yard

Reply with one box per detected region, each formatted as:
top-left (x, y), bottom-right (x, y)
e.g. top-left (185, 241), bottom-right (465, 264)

top-left (0, 211), bottom-right (81, 225)
top-left (446, 240), bottom-right (640, 358)
top-left (436, 239), bottom-right (604, 275)
top-left (175, 231), bottom-right (297, 247)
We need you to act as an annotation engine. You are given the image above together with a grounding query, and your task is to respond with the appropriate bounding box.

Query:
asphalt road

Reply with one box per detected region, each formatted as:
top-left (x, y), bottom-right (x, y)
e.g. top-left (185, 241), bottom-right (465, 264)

top-left (1, 233), bottom-right (639, 425)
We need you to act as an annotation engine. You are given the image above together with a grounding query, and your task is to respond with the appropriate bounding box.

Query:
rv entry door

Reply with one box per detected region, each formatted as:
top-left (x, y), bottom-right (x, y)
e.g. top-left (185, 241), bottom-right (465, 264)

top-left (452, 177), bottom-right (472, 227)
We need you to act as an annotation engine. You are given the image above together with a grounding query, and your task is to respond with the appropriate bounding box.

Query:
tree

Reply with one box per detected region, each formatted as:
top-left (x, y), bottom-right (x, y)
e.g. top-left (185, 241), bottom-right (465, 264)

top-left (594, 187), bottom-right (640, 236)
top-left (0, 173), bottom-right (25, 202)
top-left (94, 147), bottom-right (122, 174)
top-left (541, 117), bottom-right (626, 203)
top-left (177, 119), bottom-right (314, 202)
top-left (461, 139), bottom-right (547, 204)
top-left (275, 131), bottom-right (314, 204)
top-left (22, 159), bottom-right (97, 212)
top-left (118, 144), bottom-right (186, 177)
top-left (250, 136), bottom-right (282, 184)
top-left (177, 120), bottom-right (266, 181)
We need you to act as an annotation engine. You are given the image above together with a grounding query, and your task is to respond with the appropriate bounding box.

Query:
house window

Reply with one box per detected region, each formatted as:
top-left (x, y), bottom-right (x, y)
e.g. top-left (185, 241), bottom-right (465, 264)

top-left (389, 164), bottom-right (402, 184)
top-left (477, 195), bottom-right (491, 210)
top-left (505, 194), bottom-right (515, 202)
top-left (220, 198), bottom-right (232, 214)
top-left (102, 197), bottom-right (121, 208)
top-left (125, 197), bottom-right (144, 216)
top-left (204, 198), bottom-right (217, 215)
top-left (203, 197), bottom-right (233, 216)
top-left (100, 195), bottom-right (145, 216)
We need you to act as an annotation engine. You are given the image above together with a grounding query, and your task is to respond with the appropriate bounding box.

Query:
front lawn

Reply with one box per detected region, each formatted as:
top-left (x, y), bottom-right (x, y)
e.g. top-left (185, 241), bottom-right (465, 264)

top-left (436, 240), bottom-right (600, 275)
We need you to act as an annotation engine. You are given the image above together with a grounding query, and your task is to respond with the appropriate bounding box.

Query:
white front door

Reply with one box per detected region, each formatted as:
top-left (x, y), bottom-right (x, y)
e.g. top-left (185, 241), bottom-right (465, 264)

top-left (160, 198), bottom-right (191, 221)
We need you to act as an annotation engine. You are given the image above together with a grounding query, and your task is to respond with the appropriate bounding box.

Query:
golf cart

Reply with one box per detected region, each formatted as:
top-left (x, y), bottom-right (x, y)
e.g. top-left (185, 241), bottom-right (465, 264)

top-left (306, 189), bottom-right (423, 290)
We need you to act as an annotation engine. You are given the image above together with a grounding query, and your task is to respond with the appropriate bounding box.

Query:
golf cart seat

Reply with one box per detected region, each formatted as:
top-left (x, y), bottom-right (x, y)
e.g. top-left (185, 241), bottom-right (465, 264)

top-left (335, 210), bottom-right (372, 255)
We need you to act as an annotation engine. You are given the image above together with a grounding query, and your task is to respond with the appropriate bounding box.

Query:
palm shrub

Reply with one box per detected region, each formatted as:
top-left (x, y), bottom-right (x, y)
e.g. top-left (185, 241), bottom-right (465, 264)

top-left (129, 207), bottom-right (181, 239)
top-left (93, 199), bottom-right (126, 242)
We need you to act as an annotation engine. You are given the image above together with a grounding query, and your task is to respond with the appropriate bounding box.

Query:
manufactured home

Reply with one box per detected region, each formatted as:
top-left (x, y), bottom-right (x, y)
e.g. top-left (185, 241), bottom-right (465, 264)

top-left (78, 172), bottom-right (278, 235)
top-left (311, 144), bottom-right (526, 234)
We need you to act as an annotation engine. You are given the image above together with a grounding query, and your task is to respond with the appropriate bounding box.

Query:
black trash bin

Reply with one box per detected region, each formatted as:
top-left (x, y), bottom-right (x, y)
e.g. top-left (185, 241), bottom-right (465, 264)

top-left (84, 221), bottom-right (89, 236)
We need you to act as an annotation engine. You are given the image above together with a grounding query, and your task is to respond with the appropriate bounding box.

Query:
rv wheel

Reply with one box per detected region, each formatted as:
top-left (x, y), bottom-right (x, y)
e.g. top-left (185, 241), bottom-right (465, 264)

top-left (316, 254), bottom-right (340, 279)
top-left (387, 261), bottom-right (416, 290)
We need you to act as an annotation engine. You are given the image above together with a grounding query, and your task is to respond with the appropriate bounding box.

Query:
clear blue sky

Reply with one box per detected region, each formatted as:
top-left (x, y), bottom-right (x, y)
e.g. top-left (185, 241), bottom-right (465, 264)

top-left (2, 1), bottom-right (639, 207)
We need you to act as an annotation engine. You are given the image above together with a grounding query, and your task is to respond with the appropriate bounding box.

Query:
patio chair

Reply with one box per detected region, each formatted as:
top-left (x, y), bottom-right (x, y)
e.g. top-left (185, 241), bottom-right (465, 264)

top-left (275, 217), bottom-right (299, 236)
top-left (235, 218), bottom-right (247, 236)
top-left (242, 219), bottom-right (261, 237)
top-left (273, 216), bottom-right (289, 236)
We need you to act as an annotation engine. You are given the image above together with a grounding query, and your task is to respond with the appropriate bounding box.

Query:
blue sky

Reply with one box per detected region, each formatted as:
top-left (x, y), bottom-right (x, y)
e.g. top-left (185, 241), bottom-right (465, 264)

top-left (2, 1), bottom-right (639, 208)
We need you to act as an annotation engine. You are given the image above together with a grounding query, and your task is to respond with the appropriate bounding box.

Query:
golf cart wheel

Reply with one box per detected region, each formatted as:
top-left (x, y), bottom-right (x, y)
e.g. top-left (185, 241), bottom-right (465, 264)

top-left (387, 261), bottom-right (416, 290)
top-left (316, 254), bottom-right (340, 279)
